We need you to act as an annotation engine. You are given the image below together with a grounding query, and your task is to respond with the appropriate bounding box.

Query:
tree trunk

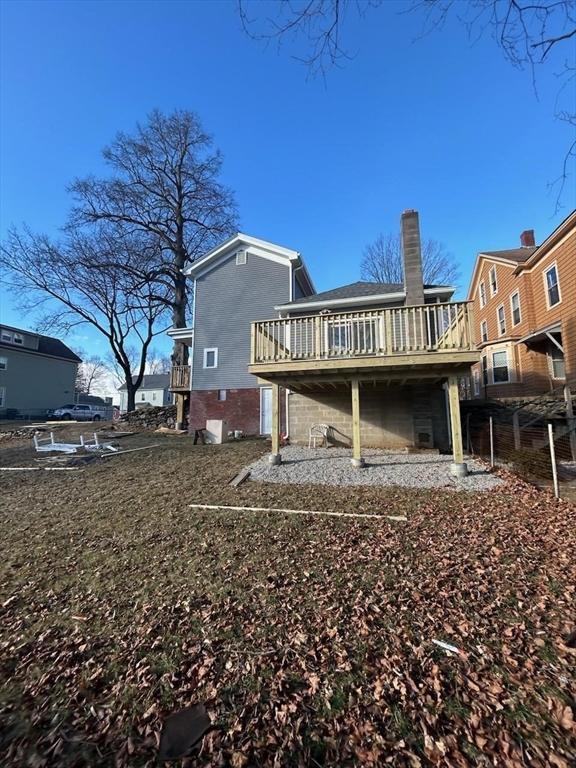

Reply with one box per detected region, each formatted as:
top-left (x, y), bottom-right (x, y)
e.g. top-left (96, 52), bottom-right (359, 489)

top-left (171, 227), bottom-right (189, 367)
top-left (126, 384), bottom-right (137, 413)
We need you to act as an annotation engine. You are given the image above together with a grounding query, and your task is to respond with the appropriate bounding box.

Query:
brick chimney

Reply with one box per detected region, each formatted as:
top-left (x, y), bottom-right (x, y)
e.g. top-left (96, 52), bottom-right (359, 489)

top-left (520, 229), bottom-right (535, 247)
top-left (401, 209), bottom-right (425, 306)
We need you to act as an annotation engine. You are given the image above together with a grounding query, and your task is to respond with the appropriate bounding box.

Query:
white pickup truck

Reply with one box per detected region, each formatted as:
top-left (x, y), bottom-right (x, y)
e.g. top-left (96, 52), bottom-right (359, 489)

top-left (51, 403), bottom-right (112, 422)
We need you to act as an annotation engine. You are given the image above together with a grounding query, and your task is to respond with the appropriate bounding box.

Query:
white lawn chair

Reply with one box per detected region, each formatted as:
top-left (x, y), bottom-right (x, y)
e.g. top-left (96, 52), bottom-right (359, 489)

top-left (308, 423), bottom-right (330, 448)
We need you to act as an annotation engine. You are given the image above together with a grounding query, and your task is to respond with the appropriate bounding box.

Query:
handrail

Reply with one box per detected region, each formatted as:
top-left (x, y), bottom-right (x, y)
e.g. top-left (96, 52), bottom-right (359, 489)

top-left (251, 301), bottom-right (475, 365)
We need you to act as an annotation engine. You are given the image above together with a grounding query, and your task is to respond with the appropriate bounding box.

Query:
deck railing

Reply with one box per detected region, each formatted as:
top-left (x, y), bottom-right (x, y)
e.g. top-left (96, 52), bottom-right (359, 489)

top-left (251, 301), bottom-right (474, 364)
top-left (169, 365), bottom-right (191, 391)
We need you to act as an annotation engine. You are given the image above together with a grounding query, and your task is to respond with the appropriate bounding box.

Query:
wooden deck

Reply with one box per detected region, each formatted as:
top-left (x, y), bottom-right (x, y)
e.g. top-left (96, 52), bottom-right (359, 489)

top-left (169, 365), bottom-right (191, 392)
top-left (249, 302), bottom-right (478, 382)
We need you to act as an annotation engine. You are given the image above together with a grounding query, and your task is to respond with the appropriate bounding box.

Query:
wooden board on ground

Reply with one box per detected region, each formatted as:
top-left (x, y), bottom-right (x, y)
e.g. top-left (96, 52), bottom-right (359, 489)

top-left (229, 468), bottom-right (251, 487)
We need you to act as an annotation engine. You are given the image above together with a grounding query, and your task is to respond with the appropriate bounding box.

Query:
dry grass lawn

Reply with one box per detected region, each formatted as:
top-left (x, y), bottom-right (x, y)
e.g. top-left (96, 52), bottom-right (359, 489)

top-left (1, 430), bottom-right (575, 766)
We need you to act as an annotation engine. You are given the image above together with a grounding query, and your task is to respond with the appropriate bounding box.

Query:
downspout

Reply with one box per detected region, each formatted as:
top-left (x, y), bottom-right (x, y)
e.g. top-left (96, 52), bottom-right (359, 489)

top-left (285, 388), bottom-right (290, 439)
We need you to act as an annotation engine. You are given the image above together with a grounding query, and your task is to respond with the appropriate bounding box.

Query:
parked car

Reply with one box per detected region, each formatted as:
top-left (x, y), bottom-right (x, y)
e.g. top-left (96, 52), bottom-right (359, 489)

top-left (51, 404), bottom-right (110, 422)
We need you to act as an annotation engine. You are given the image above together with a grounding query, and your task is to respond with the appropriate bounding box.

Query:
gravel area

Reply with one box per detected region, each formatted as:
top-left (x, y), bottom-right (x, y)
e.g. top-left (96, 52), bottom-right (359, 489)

top-left (247, 445), bottom-right (504, 491)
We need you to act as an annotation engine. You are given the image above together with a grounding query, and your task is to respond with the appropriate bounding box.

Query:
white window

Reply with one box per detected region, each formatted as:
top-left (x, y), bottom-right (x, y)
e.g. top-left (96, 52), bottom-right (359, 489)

top-left (236, 251), bottom-right (247, 266)
top-left (0, 386), bottom-right (5, 407)
top-left (548, 344), bottom-right (565, 380)
top-left (141, 393), bottom-right (145, 401)
top-left (1, 330), bottom-right (12, 343)
top-left (152, 392), bottom-right (157, 401)
top-left (478, 281), bottom-right (486, 308)
top-left (510, 291), bottom-right (521, 326)
top-left (497, 305), bottom-right (506, 336)
top-left (489, 266), bottom-right (498, 297)
top-left (492, 350), bottom-right (509, 383)
top-left (13, 333), bottom-right (23, 345)
top-left (203, 348), bottom-right (218, 369)
top-left (0, 357), bottom-right (6, 370)
top-left (544, 264), bottom-right (561, 307)
top-left (217, 389), bottom-right (227, 401)
top-left (480, 320), bottom-right (488, 343)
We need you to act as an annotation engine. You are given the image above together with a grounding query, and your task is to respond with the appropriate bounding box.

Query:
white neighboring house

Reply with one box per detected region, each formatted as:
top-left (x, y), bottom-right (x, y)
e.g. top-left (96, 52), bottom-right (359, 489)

top-left (118, 374), bottom-right (174, 413)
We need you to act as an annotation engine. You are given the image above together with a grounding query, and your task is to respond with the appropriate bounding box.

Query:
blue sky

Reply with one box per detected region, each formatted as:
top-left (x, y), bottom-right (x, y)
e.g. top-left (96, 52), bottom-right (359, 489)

top-left (1, 0), bottom-right (574, 358)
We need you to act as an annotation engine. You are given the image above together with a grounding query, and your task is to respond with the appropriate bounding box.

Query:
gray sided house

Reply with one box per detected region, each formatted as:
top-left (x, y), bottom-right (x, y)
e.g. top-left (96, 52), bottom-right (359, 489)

top-left (118, 374), bottom-right (173, 413)
top-left (248, 210), bottom-right (479, 476)
top-left (167, 233), bottom-right (315, 434)
top-left (0, 324), bottom-right (81, 419)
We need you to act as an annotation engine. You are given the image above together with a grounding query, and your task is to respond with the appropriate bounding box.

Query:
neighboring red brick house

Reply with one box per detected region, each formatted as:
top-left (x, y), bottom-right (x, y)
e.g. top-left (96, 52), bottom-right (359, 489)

top-left (468, 210), bottom-right (576, 399)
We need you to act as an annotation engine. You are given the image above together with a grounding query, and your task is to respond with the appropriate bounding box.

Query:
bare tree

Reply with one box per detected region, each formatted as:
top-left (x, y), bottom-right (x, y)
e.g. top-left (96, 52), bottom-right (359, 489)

top-left (239, 0), bottom-right (575, 207)
top-left (74, 353), bottom-right (108, 394)
top-left (146, 350), bottom-right (172, 375)
top-left (1, 226), bottom-right (167, 412)
top-left (69, 109), bottom-right (238, 369)
top-left (361, 232), bottom-right (460, 286)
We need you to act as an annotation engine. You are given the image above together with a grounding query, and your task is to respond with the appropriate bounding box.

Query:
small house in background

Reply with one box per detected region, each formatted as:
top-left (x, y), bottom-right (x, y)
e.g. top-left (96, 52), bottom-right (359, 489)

top-left (118, 373), bottom-right (173, 413)
top-left (0, 324), bottom-right (81, 419)
top-left (468, 210), bottom-right (575, 399)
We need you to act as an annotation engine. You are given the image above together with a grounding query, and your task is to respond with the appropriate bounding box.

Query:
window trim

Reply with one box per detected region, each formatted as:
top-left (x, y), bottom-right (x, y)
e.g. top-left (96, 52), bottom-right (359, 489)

top-left (496, 304), bottom-right (506, 337)
top-left (13, 333), bottom-right (23, 345)
top-left (510, 290), bottom-right (521, 327)
top-left (0, 356), bottom-right (7, 370)
top-left (203, 347), bottom-right (218, 369)
top-left (491, 349), bottom-right (510, 384)
top-left (543, 262), bottom-right (561, 309)
top-left (235, 251), bottom-right (247, 266)
top-left (1, 331), bottom-right (13, 343)
top-left (217, 389), bottom-right (227, 401)
top-left (489, 266), bottom-right (498, 297)
top-left (480, 320), bottom-right (488, 343)
top-left (478, 280), bottom-right (486, 308)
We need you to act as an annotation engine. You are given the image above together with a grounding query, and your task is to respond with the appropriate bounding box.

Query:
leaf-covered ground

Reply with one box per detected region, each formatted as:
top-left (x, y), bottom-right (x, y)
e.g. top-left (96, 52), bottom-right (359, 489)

top-left (1, 435), bottom-right (575, 766)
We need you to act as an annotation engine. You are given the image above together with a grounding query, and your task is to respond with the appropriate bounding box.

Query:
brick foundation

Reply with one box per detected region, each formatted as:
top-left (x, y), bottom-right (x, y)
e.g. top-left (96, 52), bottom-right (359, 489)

top-left (189, 387), bottom-right (287, 436)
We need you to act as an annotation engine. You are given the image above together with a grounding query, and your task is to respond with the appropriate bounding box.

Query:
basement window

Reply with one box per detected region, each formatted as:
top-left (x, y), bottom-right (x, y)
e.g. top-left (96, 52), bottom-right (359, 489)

top-left (217, 389), bottom-right (227, 401)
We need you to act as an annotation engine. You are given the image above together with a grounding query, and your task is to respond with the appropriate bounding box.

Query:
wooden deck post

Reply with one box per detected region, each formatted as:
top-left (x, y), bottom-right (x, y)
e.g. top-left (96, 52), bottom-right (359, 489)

top-left (350, 379), bottom-right (364, 467)
top-left (269, 382), bottom-right (281, 465)
top-left (448, 375), bottom-right (467, 477)
top-left (175, 394), bottom-right (186, 431)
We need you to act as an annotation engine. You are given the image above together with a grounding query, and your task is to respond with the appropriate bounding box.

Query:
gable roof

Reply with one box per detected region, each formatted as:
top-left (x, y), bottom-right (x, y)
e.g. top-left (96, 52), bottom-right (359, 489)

top-left (467, 246), bottom-right (538, 300)
top-left (276, 281), bottom-right (455, 311)
top-left (37, 336), bottom-right (82, 362)
top-left (479, 247), bottom-right (537, 264)
top-left (515, 209), bottom-right (576, 273)
top-left (117, 373), bottom-right (170, 391)
top-left (0, 324), bottom-right (81, 362)
top-left (183, 232), bottom-right (315, 295)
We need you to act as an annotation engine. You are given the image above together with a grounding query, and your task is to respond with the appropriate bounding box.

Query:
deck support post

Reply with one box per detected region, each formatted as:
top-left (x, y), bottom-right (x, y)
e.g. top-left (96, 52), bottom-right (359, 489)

top-left (175, 394), bottom-right (186, 431)
top-left (351, 379), bottom-right (365, 468)
top-left (269, 382), bottom-right (282, 465)
top-left (448, 375), bottom-right (468, 477)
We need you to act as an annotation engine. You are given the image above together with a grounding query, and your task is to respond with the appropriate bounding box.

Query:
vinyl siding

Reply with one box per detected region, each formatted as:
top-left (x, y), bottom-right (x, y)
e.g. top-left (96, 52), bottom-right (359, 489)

top-left (0, 347), bottom-right (77, 414)
top-left (192, 253), bottom-right (291, 390)
top-left (470, 222), bottom-right (575, 397)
